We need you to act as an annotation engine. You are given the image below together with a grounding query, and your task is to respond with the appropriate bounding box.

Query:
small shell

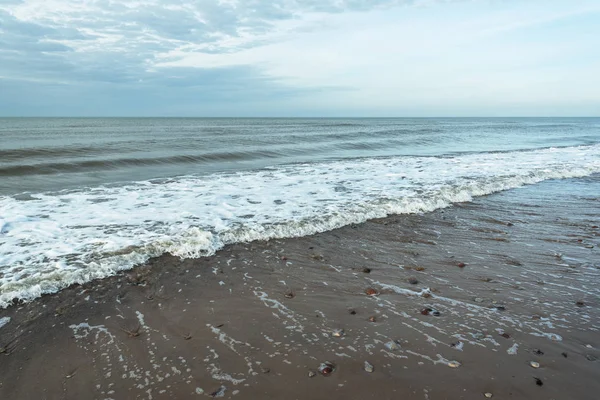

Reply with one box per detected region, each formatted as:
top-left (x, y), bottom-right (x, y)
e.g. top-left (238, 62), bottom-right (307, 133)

top-left (447, 361), bottom-right (461, 368)
top-left (332, 329), bottom-right (345, 338)
top-left (364, 361), bottom-right (374, 373)
top-left (529, 361), bottom-right (540, 368)
top-left (484, 393), bottom-right (493, 398)
top-left (365, 288), bottom-right (379, 296)
top-left (308, 371), bottom-right (316, 378)
top-left (368, 316), bottom-right (376, 322)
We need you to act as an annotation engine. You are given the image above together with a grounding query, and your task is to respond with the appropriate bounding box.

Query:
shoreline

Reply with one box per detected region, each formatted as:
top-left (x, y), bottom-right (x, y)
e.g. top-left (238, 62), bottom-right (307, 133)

top-left (1, 177), bottom-right (599, 399)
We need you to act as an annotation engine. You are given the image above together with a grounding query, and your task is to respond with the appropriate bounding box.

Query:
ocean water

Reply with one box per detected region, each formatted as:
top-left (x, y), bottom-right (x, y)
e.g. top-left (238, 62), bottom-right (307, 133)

top-left (1, 117), bottom-right (599, 307)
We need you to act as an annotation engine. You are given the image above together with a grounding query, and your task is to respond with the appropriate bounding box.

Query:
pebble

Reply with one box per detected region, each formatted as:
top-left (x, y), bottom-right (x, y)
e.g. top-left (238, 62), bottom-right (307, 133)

top-left (421, 307), bottom-right (441, 316)
top-left (457, 262), bottom-right (466, 268)
top-left (365, 288), bottom-right (379, 296)
top-left (484, 393), bottom-right (493, 398)
top-left (562, 352), bottom-right (568, 358)
top-left (318, 362), bottom-right (336, 376)
top-left (447, 361), bottom-right (461, 368)
top-left (407, 277), bottom-right (419, 285)
top-left (362, 267), bottom-right (371, 274)
top-left (384, 340), bottom-right (401, 351)
top-left (576, 301), bottom-right (585, 307)
top-left (529, 361), bottom-right (540, 368)
top-left (364, 361), bottom-right (374, 373)
top-left (532, 349), bottom-right (544, 356)
top-left (534, 377), bottom-right (544, 386)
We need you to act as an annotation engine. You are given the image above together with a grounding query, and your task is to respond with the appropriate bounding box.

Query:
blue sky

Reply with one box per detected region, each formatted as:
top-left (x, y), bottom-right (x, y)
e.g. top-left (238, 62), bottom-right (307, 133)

top-left (0, 0), bottom-right (599, 116)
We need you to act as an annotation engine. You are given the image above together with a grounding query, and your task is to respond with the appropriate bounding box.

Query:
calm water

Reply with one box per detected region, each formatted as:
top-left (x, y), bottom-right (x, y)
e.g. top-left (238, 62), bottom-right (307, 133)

top-left (1, 117), bottom-right (600, 306)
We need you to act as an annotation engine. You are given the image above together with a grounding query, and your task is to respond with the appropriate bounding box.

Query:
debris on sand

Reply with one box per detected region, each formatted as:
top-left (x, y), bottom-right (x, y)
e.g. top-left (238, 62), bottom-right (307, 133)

top-left (457, 262), bottom-right (466, 268)
top-left (384, 340), bottom-right (401, 351)
top-left (421, 307), bottom-right (440, 316)
top-left (586, 354), bottom-right (598, 362)
top-left (362, 267), bottom-right (372, 274)
top-left (562, 352), bottom-right (568, 358)
top-left (365, 288), bottom-right (379, 296)
top-left (534, 378), bottom-right (544, 386)
top-left (210, 386), bottom-right (226, 398)
top-left (532, 349), bottom-right (544, 356)
top-left (368, 316), bottom-right (377, 322)
top-left (284, 290), bottom-right (295, 299)
top-left (318, 362), bottom-right (336, 376)
top-left (348, 309), bottom-right (357, 315)
top-left (576, 301), bottom-right (585, 307)
top-left (332, 329), bottom-right (345, 338)
top-left (364, 361), bottom-right (374, 373)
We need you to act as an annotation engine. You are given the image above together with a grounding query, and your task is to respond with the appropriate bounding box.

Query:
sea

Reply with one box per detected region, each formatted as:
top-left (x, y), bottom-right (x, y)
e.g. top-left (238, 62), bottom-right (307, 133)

top-left (1, 117), bottom-right (599, 307)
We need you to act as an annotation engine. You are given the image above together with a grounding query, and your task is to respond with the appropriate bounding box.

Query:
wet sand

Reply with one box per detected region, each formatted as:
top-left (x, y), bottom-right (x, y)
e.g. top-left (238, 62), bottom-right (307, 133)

top-left (1, 177), bottom-right (599, 400)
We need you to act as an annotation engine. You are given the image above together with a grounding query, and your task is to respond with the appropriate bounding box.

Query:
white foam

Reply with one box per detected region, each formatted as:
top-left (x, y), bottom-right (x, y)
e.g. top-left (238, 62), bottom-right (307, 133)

top-left (0, 316), bottom-right (10, 329)
top-left (1, 145), bottom-right (600, 307)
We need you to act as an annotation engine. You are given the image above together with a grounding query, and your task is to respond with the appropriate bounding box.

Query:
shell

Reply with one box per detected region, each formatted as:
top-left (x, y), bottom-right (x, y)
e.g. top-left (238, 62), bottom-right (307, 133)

top-left (447, 361), bottom-right (461, 368)
top-left (364, 361), bottom-right (374, 373)
top-left (332, 329), bottom-right (345, 337)
top-left (529, 361), bottom-right (540, 368)
top-left (484, 393), bottom-right (493, 398)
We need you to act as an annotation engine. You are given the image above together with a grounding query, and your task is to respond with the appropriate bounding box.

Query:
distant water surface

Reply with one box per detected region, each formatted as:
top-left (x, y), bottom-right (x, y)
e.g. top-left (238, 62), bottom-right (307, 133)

top-left (1, 117), bottom-right (599, 194)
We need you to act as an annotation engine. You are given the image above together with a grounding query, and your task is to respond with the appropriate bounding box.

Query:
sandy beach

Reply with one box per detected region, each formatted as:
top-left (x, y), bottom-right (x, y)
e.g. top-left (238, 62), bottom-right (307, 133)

top-left (1, 176), bottom-right (599, 400)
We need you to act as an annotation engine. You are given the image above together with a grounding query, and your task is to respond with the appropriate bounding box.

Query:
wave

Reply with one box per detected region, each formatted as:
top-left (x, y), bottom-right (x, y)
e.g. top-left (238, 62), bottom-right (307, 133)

top-left (1, 144), bottom-right (600, 307)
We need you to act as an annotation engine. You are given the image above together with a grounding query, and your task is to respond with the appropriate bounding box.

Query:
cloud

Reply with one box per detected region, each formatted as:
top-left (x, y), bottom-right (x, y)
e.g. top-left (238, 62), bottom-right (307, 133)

top-left (0, 0), bottom-right (599, 116)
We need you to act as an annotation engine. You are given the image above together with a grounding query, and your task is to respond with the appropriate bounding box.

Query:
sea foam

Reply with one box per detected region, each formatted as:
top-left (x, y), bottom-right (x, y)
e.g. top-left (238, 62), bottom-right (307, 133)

top-left (1, 145), bottom-right (599, 307)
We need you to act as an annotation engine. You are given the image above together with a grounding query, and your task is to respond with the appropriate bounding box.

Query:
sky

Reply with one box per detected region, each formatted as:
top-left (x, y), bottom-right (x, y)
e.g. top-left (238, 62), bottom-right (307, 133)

top-left (0, 0), bottom-right (599, 117)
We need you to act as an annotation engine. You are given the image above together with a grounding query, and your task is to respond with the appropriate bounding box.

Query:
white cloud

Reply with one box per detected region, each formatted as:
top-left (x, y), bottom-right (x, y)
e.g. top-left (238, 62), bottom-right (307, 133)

top-left (1, 0), bottom-right (599, 115)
